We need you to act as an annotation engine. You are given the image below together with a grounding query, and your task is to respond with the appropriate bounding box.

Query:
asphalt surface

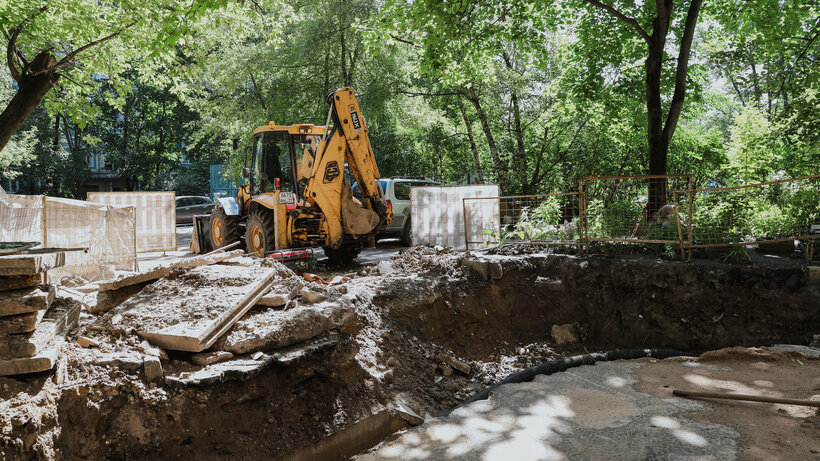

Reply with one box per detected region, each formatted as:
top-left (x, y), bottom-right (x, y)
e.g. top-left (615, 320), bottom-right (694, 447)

top-left (137, 226), bottom-right (404, 271)
top-left (357, 361), bottom-right (741, 461)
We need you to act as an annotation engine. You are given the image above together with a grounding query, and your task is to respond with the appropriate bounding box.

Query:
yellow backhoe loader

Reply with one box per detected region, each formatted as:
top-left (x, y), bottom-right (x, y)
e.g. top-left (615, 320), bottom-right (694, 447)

top-left (192, 87), bottom-right (392, 263)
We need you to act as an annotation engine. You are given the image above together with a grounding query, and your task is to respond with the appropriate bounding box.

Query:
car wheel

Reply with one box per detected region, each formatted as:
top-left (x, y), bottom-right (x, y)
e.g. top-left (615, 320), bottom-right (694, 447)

top-left (400, 219), bottom-right (412, 246)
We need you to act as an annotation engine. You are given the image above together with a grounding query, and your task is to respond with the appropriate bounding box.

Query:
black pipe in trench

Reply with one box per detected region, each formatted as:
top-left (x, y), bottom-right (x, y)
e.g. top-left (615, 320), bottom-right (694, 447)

top-left (445, 348), bottom-right (699, 416)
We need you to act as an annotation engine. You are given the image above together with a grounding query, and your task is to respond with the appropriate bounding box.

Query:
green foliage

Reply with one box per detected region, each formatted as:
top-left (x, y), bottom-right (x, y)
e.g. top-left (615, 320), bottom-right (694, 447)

top-left (1, 0), bottom-right (229, 127)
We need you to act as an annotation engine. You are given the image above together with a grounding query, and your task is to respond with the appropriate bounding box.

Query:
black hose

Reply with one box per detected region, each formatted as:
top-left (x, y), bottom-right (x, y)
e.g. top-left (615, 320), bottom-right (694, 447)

top-left (446, 348), bottom-right (698, 416)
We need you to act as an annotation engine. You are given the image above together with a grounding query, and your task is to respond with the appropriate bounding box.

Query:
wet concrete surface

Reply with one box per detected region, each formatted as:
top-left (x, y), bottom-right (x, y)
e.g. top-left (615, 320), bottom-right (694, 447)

top-left (357, 360), bottom-right (743, 461)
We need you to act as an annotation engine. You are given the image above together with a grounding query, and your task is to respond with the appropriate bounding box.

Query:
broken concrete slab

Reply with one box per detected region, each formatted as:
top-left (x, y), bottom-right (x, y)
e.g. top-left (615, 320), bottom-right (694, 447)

top-left (192, 350), bottom-right (233, 366)
top-left (104, 263), bottom-right (279, 352)
top-left (92, 352), bottom-right (143, 371)
top-left (88, 282), bottom-right (148, 314)
top-left (165, 337), bottom-right (338, 387)
top-left (216, 300), bottom-right (355, 355)
top-left (300, 288), bottom-right (327, 304)
top-left (394, 393), bottom-right (425, 426)
top-left (0, 252), bottom-right (65, 276)
top-left (0, 298), bottom-right (80, 359)
top-left (0, 348), bottom-right (59, 376)
top-left (143, 356), bottom-right (163, 381)
top-left (551, 323), bottom-right (581, 345)
top-left (0, 285), bottom-right (54, 316)
top-left (0, 311), bottom-right (42, 334)
top-left (462, 259), bottom-right (489, 280)
top-left (95, 249), bottom-right (245, 292)
top-left (0, 274), bottom-right (41, 292)
top-left (256, 292), bottom-right (288, 308)
top-left (436, 353), bottom-right (471, 375)
top-left (77, 336), bottom-right (99, 348)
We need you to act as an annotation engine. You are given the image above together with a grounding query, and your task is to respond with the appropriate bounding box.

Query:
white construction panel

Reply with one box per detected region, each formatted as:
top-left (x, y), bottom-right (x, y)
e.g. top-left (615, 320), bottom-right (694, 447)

top-left (87, 191), bottom-right (176, 253)
top-left (411, 185), bottom-right (500, 250)
top-left (0, 194), bottom-right (137, 278)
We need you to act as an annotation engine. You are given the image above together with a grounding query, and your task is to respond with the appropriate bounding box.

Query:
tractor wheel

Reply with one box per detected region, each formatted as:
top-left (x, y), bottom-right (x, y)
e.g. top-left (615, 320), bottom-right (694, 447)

top-left (209, 206), bottom-right (241, 250)
top-left (246, 209), bottom-right (276, 256)
top-left (323, 244), bottom-right (360, 265)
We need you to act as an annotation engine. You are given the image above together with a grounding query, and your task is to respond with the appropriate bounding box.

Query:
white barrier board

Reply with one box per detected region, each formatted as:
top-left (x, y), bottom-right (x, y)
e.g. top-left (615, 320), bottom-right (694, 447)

top-left (87, 192), bottom-right (176, 253)
top-left (411, 185), bottom-right (500, 250)
top-left (0, 194), bottom-right (137, 277)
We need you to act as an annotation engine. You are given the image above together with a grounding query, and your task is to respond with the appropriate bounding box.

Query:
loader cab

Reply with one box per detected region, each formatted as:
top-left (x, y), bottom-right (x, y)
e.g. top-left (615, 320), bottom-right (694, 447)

top-left (250, 124), bottom-right (326, 199)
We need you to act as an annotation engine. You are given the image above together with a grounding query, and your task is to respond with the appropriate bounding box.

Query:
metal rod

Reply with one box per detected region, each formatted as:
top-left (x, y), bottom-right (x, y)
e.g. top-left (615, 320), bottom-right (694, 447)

top-left (204, 240), bottom-right (241, 256)
top-left (673, 389), bottom-right (820, 408)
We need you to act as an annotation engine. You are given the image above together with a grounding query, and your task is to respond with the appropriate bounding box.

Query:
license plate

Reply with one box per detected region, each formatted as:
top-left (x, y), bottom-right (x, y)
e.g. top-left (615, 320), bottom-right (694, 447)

top-left (279, 191), bottom-right (297, 204)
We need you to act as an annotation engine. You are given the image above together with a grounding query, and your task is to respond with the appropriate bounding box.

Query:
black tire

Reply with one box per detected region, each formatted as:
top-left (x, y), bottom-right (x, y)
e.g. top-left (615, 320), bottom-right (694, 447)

top-left (246, 209), bottom-right (276, 256)
top-left (209, 206), bottom-right (241, 250)
top-left (323, 244), bottom-right (360, 265)
top-left (400, 219), bottom-right (412, 246)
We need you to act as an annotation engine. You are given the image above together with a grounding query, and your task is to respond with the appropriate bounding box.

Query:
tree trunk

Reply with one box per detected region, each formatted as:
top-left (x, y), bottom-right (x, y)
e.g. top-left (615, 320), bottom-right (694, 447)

top-left (502, 52), bottom-right (528, 194)
top-left (0, 52), bottom-right (59, 152)
top-left (467, 87), bottom-right (510, 194)
top-left (646, 3), bottom-right (671, 215)
top-left (510, 88), bottom-right (527, 194)
top-left (456, 94), bottom-right (484, 183)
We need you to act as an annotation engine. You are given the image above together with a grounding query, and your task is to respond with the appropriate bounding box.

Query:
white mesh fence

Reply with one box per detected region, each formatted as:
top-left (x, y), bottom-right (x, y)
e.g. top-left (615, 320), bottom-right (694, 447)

top-left (87, 191), bottom-right (176, 252)
top-left (411, 185), bottom-right (500, 250)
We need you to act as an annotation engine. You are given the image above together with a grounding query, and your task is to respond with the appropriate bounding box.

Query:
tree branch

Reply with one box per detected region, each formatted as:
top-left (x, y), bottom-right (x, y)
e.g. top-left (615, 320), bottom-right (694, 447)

top-left (47, 21), bottom-right (137, 72)
top-left (5, 6), bottom-right (48, 82)
top-left (249, 72), bottom-right (268, 112)
top-left (662, 0), bottom-right (702, 143)
top-left (583, 0), bottom-right (650, 43)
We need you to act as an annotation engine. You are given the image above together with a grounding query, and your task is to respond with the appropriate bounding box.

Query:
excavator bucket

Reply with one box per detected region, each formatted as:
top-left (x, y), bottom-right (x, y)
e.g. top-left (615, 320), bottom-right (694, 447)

top-left (190, 215), bottom-right (213, 254)
top-left (340, 184), bottom-right (379, 236)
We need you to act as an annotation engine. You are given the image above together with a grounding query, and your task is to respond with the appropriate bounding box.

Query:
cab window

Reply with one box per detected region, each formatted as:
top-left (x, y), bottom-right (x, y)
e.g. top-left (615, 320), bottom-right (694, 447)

top-left (253, 132), bottom-right (295, 193)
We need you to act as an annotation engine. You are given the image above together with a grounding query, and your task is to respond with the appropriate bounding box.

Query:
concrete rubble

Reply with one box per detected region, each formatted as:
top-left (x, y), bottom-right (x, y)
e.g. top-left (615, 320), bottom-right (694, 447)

top-left (0, 251), bottom-right (79, 376)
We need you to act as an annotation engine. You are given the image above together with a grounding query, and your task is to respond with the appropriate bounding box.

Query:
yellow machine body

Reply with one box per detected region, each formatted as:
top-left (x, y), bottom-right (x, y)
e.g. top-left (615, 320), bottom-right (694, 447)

top-left (203, 88), bottom-right (391, 263)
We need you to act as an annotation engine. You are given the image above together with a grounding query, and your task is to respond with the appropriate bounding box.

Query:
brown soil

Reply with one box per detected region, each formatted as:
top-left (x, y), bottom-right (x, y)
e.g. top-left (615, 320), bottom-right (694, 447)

top-left (636, 347), bottom-right (820, 461)
top-left (1, 246), bottom-right (818, 460)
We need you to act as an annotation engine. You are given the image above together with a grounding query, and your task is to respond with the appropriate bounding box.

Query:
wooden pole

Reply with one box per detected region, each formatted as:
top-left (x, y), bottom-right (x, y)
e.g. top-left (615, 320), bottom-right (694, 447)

top-left (673, 389), bottom-right (820, 408)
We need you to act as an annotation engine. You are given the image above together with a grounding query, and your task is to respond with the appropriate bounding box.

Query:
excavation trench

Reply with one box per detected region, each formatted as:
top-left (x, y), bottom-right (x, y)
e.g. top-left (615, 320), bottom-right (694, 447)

top-left (1, 249), bottom-right (817, 460)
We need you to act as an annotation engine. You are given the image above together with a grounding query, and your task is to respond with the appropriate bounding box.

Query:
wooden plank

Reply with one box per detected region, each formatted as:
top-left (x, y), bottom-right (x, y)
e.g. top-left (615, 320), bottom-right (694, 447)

top-left (0, 274), bottom-right (42, 292)
top-left (0, 253), bottom-right (65, 276)
top-left (95, 249), bottom-right (244, 292)
top-left (0, 297), bottom-right (80, 358)
top-left (0, 285), bottom-right (55, 317)
top-left (105, 263), bottom-right (278, 352)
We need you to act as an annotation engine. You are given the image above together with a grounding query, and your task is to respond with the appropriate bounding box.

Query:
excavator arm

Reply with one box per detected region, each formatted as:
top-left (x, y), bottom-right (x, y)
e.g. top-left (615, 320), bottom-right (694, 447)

top-left (303, 87), bottom-right (391, 248)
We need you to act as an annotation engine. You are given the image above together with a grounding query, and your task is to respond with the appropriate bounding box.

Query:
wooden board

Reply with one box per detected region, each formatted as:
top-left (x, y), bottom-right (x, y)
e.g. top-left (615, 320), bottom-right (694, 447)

top-left (0, 285), bottom-right (55, 317)
top-left (0, 297), bottom-right (80, 358)
top-left (0, 275), bottom-right (42, 292)
top-left (0, 253), bottom-right (65, 276)
top-left (105, 264), bottom-right (278, 352)
top-left (95, 250), bottom-right (244, 292)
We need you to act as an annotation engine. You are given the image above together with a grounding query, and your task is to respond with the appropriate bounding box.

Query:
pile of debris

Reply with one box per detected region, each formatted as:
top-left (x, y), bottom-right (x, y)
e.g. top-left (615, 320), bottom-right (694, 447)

top-left (0, 251), bottom-right (79, 376)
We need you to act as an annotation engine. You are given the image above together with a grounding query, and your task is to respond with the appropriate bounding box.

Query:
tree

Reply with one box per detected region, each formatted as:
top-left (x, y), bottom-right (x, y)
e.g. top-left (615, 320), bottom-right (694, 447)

top-left (0, 0), bottom-right (227, 153)
top-left (578, 0), bottom-right (702, 211)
